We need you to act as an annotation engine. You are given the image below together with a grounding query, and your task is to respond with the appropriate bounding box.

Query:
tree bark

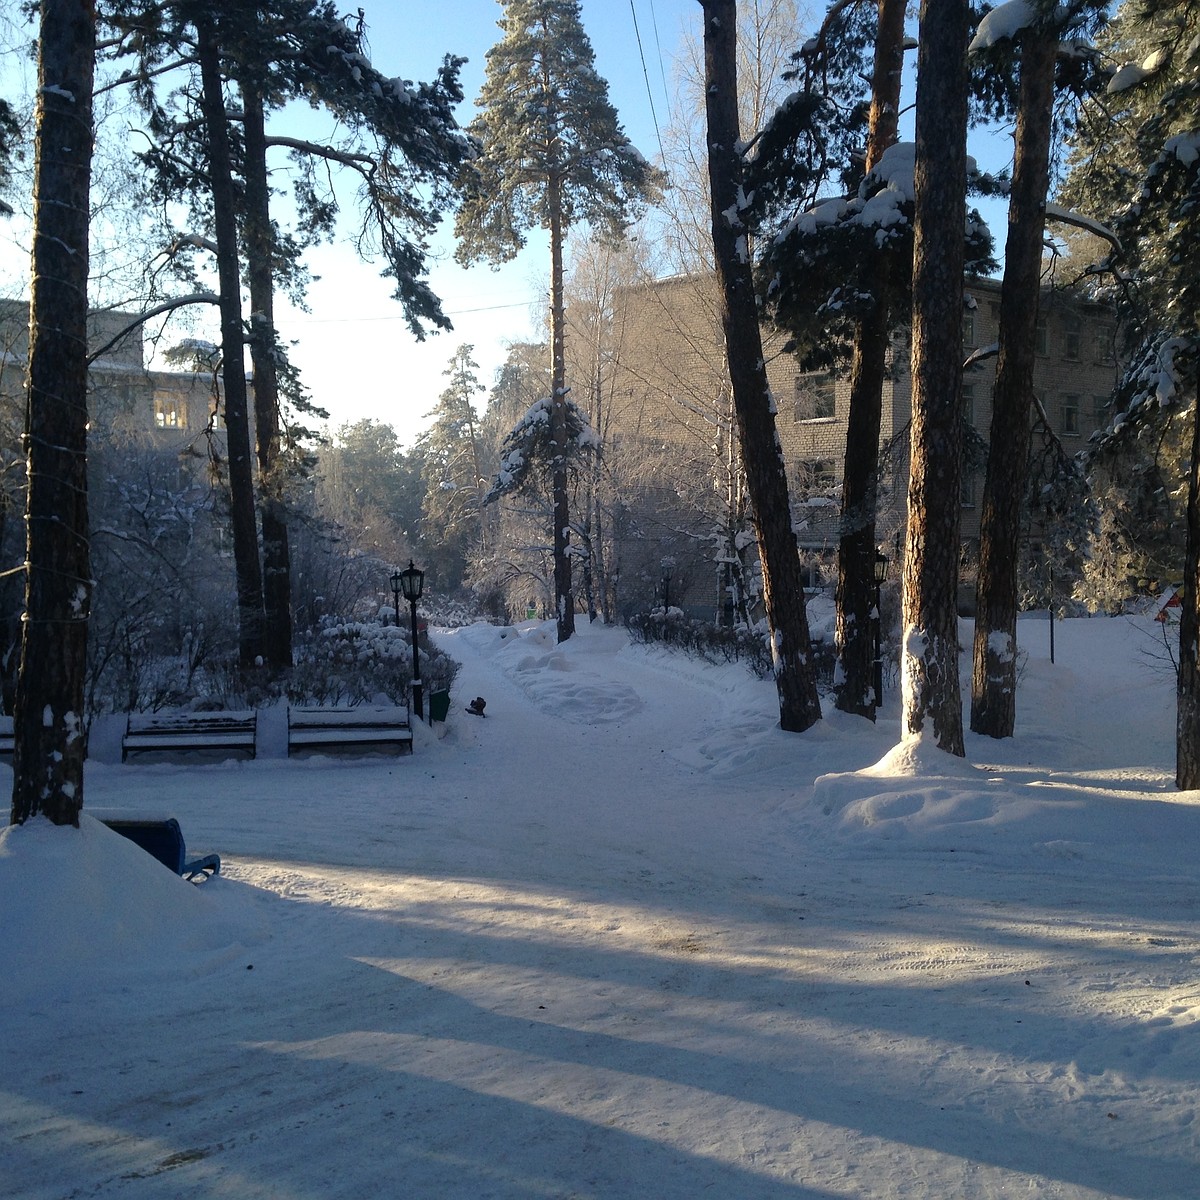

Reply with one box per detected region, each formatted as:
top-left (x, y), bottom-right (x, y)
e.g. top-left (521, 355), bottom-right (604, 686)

top-left (548, 170), bottom-right (576, 643)
top-left (1177, 367), bottom-right (1200, 788)
top-left (12, 0), bottom-right (96, 826)
top-left (197, 17), bottom-right (265, 669)
top-left (242, 78), bottom-right (293, 670)
top-left (835, 0), bottom-right (906, 719)
top-left (902, 0), bottom-right (969, 755)
top-left (970, 29), bottom-right (1057, 738)
top-left (702, 0), bottom-right (822, 732)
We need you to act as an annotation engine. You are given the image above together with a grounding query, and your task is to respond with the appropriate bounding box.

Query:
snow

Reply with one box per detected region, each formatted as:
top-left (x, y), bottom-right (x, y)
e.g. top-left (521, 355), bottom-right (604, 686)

top-left (968, 0), bottom-right (1037, 52)
top-left (1045, 201), bottom-right (1123, 253)
top-left (1164, 131), bottom-right (1200, 167)
top-left (1107, 50), bottom-right (1170, 96)
top-left (3, 613), bottom-right (1200, 1198)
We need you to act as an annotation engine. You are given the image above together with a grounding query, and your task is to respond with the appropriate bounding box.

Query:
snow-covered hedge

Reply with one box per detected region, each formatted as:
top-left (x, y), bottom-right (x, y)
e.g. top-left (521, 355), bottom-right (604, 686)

top-left (288, 619), bottom-right (459, 706)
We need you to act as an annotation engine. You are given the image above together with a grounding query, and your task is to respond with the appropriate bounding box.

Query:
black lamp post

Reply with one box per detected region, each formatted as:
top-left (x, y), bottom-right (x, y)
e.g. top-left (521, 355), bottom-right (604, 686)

top-left (393, 560), bottom-right (425, 722)
top-left (661, 557), bottom-right (673, 612)
top-left (873, 548), bottom-right (889, 710)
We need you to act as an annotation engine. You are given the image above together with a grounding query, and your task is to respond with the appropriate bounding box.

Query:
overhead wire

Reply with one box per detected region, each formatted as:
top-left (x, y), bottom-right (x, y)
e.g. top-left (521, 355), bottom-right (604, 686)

top-left (628, 0), bottom-right (667, 164)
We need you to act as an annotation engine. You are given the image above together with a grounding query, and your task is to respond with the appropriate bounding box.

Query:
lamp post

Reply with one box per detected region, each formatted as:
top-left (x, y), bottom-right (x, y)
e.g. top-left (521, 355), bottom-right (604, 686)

top-left (873, 548), bottom-right (889, 710)
top-left (661, 557), bottom-right (674, 612)
top-left (393, 560), bottom-right (425, 722)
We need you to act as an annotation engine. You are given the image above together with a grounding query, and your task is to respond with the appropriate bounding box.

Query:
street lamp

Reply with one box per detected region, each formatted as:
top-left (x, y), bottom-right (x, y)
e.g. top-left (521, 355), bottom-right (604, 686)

top-left (661, 557), bottom-right (674, 612)
top-left (873, 548), bottom-right (889, 710)
top-left (393, 560), bottom-right (425, 722)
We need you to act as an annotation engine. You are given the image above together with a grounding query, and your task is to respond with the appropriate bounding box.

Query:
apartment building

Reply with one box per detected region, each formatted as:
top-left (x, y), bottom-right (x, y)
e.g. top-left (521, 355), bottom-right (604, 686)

top-left (0, 299), bottom-right (220, 449)
top-left (606, 273), bottom-right (1119, 617)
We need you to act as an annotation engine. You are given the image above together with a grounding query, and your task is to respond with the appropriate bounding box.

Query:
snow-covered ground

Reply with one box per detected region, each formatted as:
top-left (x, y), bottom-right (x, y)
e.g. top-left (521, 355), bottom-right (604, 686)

top-left (3, 613), bottom-right (1198, 1199)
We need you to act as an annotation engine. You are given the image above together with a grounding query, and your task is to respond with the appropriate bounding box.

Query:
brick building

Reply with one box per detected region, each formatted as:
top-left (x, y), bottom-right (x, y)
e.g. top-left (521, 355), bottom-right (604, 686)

top-left (0, 299), bottom-right (221, 450)
top-left (606, 272), bottom-right (1119, 618)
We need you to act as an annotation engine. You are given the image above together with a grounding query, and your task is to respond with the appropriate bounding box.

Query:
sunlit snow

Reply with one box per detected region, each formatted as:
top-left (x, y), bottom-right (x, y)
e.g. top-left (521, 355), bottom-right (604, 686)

top-left (3, 613), bottom-right (1199, 1198)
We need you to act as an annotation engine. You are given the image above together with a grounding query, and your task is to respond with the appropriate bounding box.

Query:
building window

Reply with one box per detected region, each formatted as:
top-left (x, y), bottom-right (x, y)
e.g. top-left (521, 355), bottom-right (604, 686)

top-left (1061, 394), bottom-right (1080, 437)
top-left (962, 383), bottom-right (976, 428)
top-left (154, 394), bottom-right (183, 428)
top-left (794, 373), bottom-right (835, 422)
top-left (1063, 316), bottom-right (1081, 361)
top-left (796, 459), bottom-right (837, 498)
top-left (1094, 394), bottom-right (1110, 427)
top-left (1035, 316), bottom-right (1048, 356)
top-left (961, 470), bottom-right (977, 509)
top-left (962, 312), bottom-right (976, 347)
top-left (1094, 325), bottom-right (1115, 363)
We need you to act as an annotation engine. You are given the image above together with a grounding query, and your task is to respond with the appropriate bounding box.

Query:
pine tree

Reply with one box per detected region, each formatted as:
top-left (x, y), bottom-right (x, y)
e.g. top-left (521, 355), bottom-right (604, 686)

top-left (106, 0), bottom-right (470, 666)
top-left (455, 0), bottom-right (659, 643)
top-left (968, 0), bottom-right (1108, 740)
top-left (1068, 0), bottom-right (1199, 784)
top-left (903, 0), bottom-right (971, 756)
top-left (833, 0), bottom-right (905, 722)
top-left (0, 97), bottom-right (17, 213)
top-left (748, 1), bottom-right (992, 721)
top-left (701, 0), bottom-right (823, 733)
top-left (11, 0), bottom-right (96, 826)
top-left (418, 345), bottom-right (487, 590)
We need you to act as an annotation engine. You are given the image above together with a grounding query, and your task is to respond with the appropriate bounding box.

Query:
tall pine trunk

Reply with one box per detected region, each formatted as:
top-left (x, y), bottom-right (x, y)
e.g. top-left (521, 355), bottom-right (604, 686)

top-left (548, 171), bottom-right (575, 643)
top-left (1177, 367), bottom-right (1200, 788)
top-left (834, 0), bottom-right (906, 719)
top-left (11, 0), bottom-right (96, 826)
top-left (702, 0), bottom-right (822, 733)
top-left (242, 78), bottom-right (293, 669)
top-left (902, 0), bottom-right (969, 755)
top-left (970, 28), bottom-right (1056, 738)
top-left (197, 17), bottom-right (265, 669)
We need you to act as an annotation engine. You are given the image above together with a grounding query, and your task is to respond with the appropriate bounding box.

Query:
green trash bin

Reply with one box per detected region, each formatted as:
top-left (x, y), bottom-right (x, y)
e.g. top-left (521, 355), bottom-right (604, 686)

top-left (428, 689), bottom-right (451, 723)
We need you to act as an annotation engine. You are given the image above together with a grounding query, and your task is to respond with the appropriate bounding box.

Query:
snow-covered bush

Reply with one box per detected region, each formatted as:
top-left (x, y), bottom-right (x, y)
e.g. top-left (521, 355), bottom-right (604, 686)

top-left (288, 619), bottom-right (459, 706)
top-left (625, 610), bottom-right (778, 680)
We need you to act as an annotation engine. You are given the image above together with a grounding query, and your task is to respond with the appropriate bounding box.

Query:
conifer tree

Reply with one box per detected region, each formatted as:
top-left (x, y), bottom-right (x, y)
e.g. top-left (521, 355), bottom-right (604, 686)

top-left (701, 0), bottom-right (823, 733)
top-left (105, 0), bottom-right (469, 665)
top-left (418, 345), bottom-right (487, 589)
top-left (903, 0), bottom-right (971, 755)
top-left (11, 0), bottom-right (95, 825)
top-left (968, 0), bottom-right (1108, 740)
top-left (1061, 0), bottom-right (1200, 785)
top-left (749, 1), bottom-right (992, 720)
top-left (455, 0), bottom-right (659, 643)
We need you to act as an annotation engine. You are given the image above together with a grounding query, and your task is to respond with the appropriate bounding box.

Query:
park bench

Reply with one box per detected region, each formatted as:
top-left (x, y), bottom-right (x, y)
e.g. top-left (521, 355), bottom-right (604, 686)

top-left (286, 704), bottom-right (412, 757)
top-left (122, 710), bottom-right (258, 762)
top-left (101, 815), bottom-right (221, 882)
top-left (0, 714), bottom-right (11, 758)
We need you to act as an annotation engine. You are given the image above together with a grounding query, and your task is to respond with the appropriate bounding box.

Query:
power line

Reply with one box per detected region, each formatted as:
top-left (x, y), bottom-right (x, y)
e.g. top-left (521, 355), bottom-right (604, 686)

top-left (629, 0), bottom-right (666, 164)
top-left (286, 298), bottom-right (535, 325)
top-left (647, 0), bottom-right (671, 106)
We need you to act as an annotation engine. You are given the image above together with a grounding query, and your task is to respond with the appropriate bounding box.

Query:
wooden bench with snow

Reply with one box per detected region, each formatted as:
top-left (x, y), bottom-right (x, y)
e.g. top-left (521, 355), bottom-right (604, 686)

top-left (121, 710), bottom-right (258, 762)
top-left (286, 704), bottom-right (413, 757)
top-left (0, 714), bottom-right (12, 758)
